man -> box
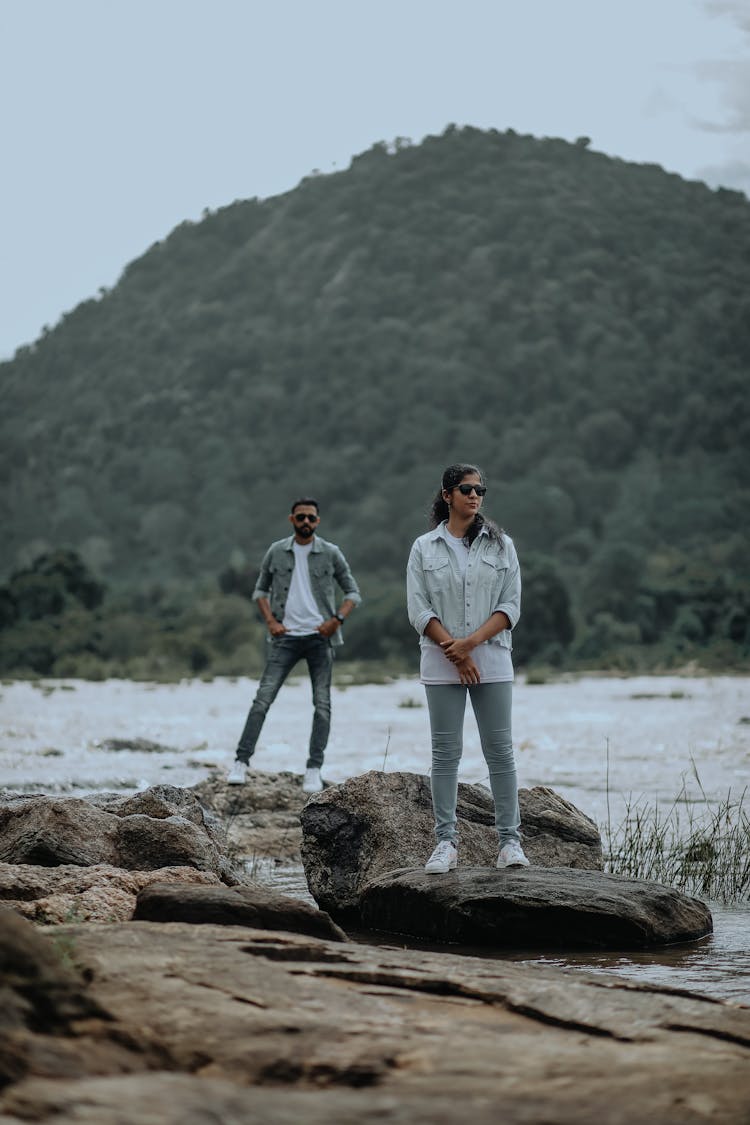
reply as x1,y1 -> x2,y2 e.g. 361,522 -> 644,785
228,497 -> 361,792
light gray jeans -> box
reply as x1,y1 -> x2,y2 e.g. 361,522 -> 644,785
424,682 -> 521,847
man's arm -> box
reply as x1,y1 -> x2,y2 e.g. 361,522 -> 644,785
252,547 -> 286,636
256,596 -> 287,636
317,597 -> 357,637
318,547 -> 361,637
331,546 -> 362,606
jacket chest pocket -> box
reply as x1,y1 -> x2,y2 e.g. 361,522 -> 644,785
480,556 -> 508,575
479,555 -> 508,589
309,559 -> 333,580
423,557 -> 450,593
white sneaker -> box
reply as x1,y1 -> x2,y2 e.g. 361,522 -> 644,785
497,841 -> 530,868
227,759 -> 249,786
302,767 -> 323,793
424,840 -> 458,874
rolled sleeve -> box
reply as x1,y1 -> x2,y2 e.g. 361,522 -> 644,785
492,542 -> 521,628
406,542 -> 438,635
251,548 -> 273,602
333,548 -> 362,607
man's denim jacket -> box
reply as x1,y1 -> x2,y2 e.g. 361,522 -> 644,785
406,523 -> 521,652
252,535 -> 362,648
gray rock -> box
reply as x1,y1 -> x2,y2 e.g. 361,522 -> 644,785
0,909 -> 162,1089
88,784 -> 226,839
93,737 -> 175,753
133,880 -> 347,942
192,768 -> 310,859
0,906 -> 104,1034
301,770 -> 602,917
359,866 -> 713,949
0,787 -> 237,882
0,861 -> 224,924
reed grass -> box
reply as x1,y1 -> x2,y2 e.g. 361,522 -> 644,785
604,768 -> 750,904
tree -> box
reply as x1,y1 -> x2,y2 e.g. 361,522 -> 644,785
512,554 -> 574,665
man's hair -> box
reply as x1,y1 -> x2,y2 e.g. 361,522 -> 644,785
290,497 -> 320,514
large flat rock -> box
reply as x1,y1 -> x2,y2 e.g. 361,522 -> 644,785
359,866 -> 713,949
301,770 -> 603,917
1,911 -> 748,1124
133,880 -> 347,941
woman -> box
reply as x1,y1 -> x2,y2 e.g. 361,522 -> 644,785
406,464 -> 528,873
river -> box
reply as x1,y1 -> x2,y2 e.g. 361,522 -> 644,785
1,673 -> 748,1004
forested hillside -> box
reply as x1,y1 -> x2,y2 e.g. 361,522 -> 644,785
2,125 -> 749,675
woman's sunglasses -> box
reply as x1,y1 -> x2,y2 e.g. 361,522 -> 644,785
455,483 -> 486,497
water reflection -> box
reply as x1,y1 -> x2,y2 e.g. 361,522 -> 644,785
514,904 -> 750,1005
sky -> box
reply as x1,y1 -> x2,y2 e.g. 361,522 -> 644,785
1,0 -> 748,361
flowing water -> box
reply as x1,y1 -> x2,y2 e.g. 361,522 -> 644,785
1,673 -> 748,1004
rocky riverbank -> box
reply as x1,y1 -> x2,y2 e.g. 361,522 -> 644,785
0,774 -> 746,1122
2,909 -> 750,1124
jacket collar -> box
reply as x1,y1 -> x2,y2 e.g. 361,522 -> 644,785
282,534 -> 321,552
427,520 -> 489,542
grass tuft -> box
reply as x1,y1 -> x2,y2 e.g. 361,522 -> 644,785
604,783 -> 750,903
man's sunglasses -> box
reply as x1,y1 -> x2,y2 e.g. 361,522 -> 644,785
293,513 -> 319,523
455,483 -> 487,497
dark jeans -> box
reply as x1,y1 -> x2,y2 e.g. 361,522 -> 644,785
236,634 -> 333,769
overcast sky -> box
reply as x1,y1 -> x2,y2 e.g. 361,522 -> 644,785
1,0 -> 748,360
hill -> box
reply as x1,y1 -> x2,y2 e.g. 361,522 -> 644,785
1,125 -> 749,674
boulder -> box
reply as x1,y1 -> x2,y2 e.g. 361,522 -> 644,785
0,908 -> 157,1089
133,881 -> 346,942
0,862 -> 223,924
359,866 -> 713,949
0,906 -> 105,1035
192,769 -> 310,859
300,770 -> 602,917
0,786 -> 237,883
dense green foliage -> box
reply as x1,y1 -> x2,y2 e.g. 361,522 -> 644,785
1,126 -> 748,675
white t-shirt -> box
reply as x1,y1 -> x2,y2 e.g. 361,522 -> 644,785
420,528 -> 514,685
444,526 -> 470,573
282,542 -> 325,635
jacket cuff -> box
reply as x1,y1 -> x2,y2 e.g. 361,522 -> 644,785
493,603 -> 518,629
414,610 -> 437,634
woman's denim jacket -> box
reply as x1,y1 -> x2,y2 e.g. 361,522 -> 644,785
406,523 -> 521,652
252,535 -> 361,648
